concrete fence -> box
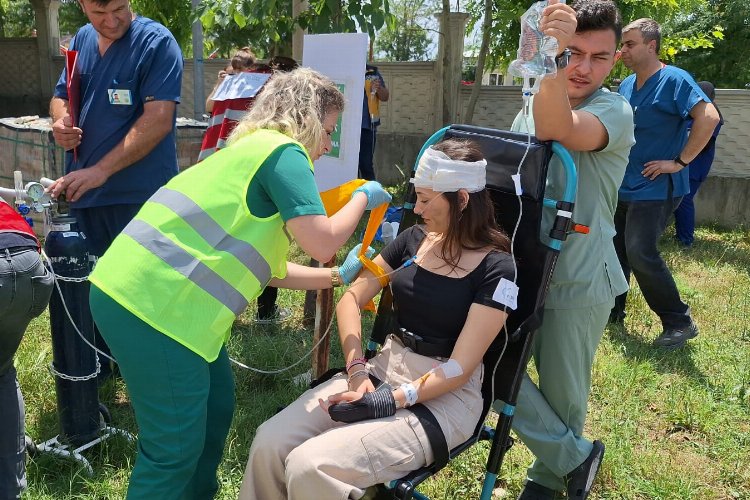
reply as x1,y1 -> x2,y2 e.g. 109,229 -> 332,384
1,31 -> 749,227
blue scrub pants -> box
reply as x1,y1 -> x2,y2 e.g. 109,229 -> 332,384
611,198 -> 692,329
73,204 -> 142,380
90,285 -> 235,500
358,128 -> 377,180
673,177 -> 703,247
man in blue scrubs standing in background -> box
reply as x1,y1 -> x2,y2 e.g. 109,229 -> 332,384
613,18 -> 720,349
48,0 -> 183,377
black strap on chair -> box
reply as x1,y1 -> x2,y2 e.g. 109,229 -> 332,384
406,403 -> 449,470
392,328 -> 454,359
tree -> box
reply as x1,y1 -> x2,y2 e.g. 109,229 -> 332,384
461,0 -> 728,121
672,1 -> 749,87
197,0 -> 394,59
0,0 -> 35,37
375,0 -> 435,61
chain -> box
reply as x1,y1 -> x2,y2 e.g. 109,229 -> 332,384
53,273 -> 90,283
48,352 -> 101,381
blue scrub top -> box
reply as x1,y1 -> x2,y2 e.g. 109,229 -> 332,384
618,65 -> 709,201
54,17 -> 183,209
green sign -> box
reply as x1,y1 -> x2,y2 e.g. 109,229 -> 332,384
326,83 -> 345,159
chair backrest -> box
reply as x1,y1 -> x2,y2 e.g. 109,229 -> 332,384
371,125 -> 563,408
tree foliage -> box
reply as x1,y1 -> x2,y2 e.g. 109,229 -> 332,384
672,1 -> 749,87
464,0 -> 728,84
197,0 -> 394,58
0,0 -> 34,37
374,0 -> 435,61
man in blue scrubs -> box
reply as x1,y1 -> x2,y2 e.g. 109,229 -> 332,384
612,18 -> 720,349
48,0 -> 183,376
358,64 -> 389,180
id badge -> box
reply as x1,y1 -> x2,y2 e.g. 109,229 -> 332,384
108,88 -> 133,105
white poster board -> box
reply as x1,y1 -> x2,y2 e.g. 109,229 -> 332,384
303,33 -> 368,192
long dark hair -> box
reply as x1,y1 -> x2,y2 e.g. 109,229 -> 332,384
428,139 -> 510,269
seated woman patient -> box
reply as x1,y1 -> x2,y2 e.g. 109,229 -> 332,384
240,138 -> 516,500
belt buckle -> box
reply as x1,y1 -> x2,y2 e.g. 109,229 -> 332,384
398,327 -> 422,352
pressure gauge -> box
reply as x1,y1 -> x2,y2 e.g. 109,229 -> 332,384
25,182 -> 46,202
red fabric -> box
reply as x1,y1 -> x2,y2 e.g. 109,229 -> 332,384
199,97 -> 255,160
0,203 -> 40,249
199,69 -> 273,162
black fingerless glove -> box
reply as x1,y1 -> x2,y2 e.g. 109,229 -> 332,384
328,389 -> 397,423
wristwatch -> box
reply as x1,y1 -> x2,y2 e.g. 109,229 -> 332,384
673,155 -> 689,168
556,49 -> 571,70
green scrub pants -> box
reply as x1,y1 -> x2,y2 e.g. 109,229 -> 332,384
503,301 -> 611,491
90,285 -> 235,500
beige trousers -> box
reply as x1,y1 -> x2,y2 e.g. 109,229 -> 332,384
239,335 -> 484,500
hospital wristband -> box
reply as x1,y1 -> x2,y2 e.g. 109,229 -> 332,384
399,383 -> 418,408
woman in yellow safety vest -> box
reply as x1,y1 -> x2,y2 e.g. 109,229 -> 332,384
88,68 -> 391,499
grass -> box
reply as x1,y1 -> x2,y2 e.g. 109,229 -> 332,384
15,223 -> 750,499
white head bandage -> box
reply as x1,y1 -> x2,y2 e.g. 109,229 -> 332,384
411,147 -> 487,193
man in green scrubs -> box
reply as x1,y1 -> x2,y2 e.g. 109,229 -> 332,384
500,1 -> 635,498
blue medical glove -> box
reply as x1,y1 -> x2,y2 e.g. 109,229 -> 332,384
352,181 -> 392,210
339,244 -> 376,285
328,388 -> 397,423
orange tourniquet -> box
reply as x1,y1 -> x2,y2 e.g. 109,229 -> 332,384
319,180 -> 391,311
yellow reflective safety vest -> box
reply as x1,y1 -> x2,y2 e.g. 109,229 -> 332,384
90,129 -> 313,361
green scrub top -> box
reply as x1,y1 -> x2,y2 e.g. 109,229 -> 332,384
511,88 -> 634,309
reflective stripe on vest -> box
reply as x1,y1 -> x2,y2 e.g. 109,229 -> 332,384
123,219 -> 250,315
148,188 -> 272,285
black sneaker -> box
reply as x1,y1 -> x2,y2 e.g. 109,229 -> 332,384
653,321 -> 698,349
517,481 -> 564,499
565,440 -> 605,499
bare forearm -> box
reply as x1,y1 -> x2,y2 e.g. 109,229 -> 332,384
50,97 -> 69,122
336,290 -> 366,366
269,262 -> 332,290
681,112 -> 720,162
287,193 -> 368,262
533,73 -> 572,141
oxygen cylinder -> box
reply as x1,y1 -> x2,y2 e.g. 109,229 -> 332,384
44,202 -> 101,446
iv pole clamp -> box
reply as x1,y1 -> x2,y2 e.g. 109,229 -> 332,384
1,171 -> 134,476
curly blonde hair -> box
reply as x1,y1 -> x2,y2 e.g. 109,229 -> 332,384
227,68 -> 344,155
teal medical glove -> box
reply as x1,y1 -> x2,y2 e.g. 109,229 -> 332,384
339,244 -> 376,285
352,181 -> 392,210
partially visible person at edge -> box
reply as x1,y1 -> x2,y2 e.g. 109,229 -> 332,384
0,199 -> 54,500
503,1 -> 635,498
673,81 -> 723,247
612,18 -> 720,349
358,63 -> 389,180
48,0 -> 183,381
241,138 -> 515,499
205,46 -> 256,114
87,68 -> 391,499
200,51 -> 301,323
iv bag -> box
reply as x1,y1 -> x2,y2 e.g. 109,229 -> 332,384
508,1 -> 559,80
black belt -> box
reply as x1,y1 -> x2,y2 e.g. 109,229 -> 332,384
393,328 -> 454,358
407,403 -> 449,470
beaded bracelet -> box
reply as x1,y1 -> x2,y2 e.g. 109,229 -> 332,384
345,356 -> 367,372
